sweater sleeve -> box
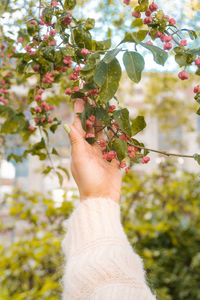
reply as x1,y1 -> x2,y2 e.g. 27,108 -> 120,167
62,197 -> 156,300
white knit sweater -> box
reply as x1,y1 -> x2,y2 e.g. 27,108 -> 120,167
62,197 -> 156,300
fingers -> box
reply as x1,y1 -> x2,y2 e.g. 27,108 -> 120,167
65,123 -> 85,150
73,99 -> 85,137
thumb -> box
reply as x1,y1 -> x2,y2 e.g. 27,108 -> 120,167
63,124 -> 85,149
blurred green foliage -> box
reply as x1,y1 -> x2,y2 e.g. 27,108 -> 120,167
0,161 -> 200,299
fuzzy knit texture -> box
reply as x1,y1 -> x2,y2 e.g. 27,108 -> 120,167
62,197 -> 156,300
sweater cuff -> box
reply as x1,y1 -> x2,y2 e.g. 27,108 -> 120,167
62,197 -> 128,257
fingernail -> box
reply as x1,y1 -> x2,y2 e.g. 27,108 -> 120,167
63,124 -> 71,134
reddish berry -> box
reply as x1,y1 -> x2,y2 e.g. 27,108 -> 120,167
89,115 -> 95,122
106,151 -> 117,160
113,121 -> 119,127
169,18 -> 176,25
125,167 -> 130,174
52,1 -> 58,7
1,45 -> 6,50
34,106 -> 42,113
156,31 -> 162,38
132,11 -> 141,18
69,73 -> 78,81
119,161 -> 127,168
164,35 -> 172,42
128,146 -> 135,153
178,70 -> 189,80
18,37 -> 23,43
180,40 -> 187,46
129,152 -> 136,159
164,42 -> 172,50
143,17 -> 152,24
86,119 -> 93,128
35,94 -> 42,102
193,85 -> 200,93
47,118 -> 53,123
28,125 -> 35,131
38,88 -> 44,95
74,66 -> 82,73
62,16 -> 72,25
195,58 -> 200,66
146,41 -> 153,45
81,48 -> 89,56
145,9 -> 152,17
142,156 -> 150,164
123,0 -> 130,4
149,3 -> 158,12
49,105 -> 54,110
108,105 -> 116,113
25,45 -> 32,52
74,86 -> 80,92
49,29 -> 56,37
86,133 -> 95,138
33,65 -> 40,72
100,140 -> 107,148
163,15 -> 170,20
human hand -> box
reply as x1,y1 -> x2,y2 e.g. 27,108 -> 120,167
64,99 -> 121,204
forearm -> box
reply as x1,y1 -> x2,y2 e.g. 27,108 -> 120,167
62,197 -> 156,299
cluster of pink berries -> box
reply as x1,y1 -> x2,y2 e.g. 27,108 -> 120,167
42,72 -> 55,84
194,85 -> 200,94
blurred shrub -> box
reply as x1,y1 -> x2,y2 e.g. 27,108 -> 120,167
0,161 -> 200,299
121,160 -> 200,300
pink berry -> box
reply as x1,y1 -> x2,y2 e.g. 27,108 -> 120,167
193,85 -> 200,93
178,70 -> 189,80
33,65 -> 40,72
49,29 -> 56,37
1,44 -> 6,50
74,66 -> 82,73
38,88 -> 44,95
128,146 -> 135,153
125,167 -> 130,174
156,31 -> 162,38
69,73 -> 78,81
28,125 -> 35,131
145,9 -> 152,17
146,41 -> 153,45
47,118 -> 53,123
195,58 -> 200,66
25,45 -> 32,52
34,106 -> 42,113
62,16 -> 72,25
52,1 -> 58,7
163,15 -> 170,20
123,0 -> 130,4
113,121 -> 119,127
100,140 -> 107,148
143,17 -> 152,24
149,3 -> 158,12
48,40 -> 56,46
18,37 -> 23,43
164,42 -> 172,50
81,48 -> 89,56
169,18 -> 176,25
30,20 -> 37,25
129,152 -> 136,159
164,35 -> 172,42
73,86 -> 80,92
35,94 -> 42,102
108,105 -> 116,113
65,88 -> 72,95
86,119 -> 93,128
142,156 -> 150,164
180,40 -> 187,46
132,11 -> 141,18
107,151 -> 117,160
86,133 -> 95,138
119,161 -> 127,168
49,105 -> 54,110
89,115 -> 95,122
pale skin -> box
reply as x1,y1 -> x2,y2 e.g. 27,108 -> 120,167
66,99 -> 121,204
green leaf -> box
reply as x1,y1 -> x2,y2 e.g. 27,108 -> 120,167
57,166 -> 70,180
52,148 -> 59,156
131,116 -> 146,136
84,18 -> 95,30
133,30 -> 148,42
131,19 -> 144,28
64,0 -> 76,10
140,42 -> 168,66
43,166 -> 52,175
188,48 -> 200,56
181,29 -> 197,40
120,32 -> 137,44
56,172 -> 63,186
112,138 -> 127,162
94,60 -> 107,86
74,27 -> 92,50
60,46 -> 75,56
175,53 -> 195,67
197,107 -> 200,115
42,7 -> 53,24
113,108 -> 132,136
43,46 -> 55,62
96,59 -> 122,103
193,153 -> 200,165
95,39 -> 111,51
123,51 -> 145,83
103,48 -> 121,64
94,107 -> 110,126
